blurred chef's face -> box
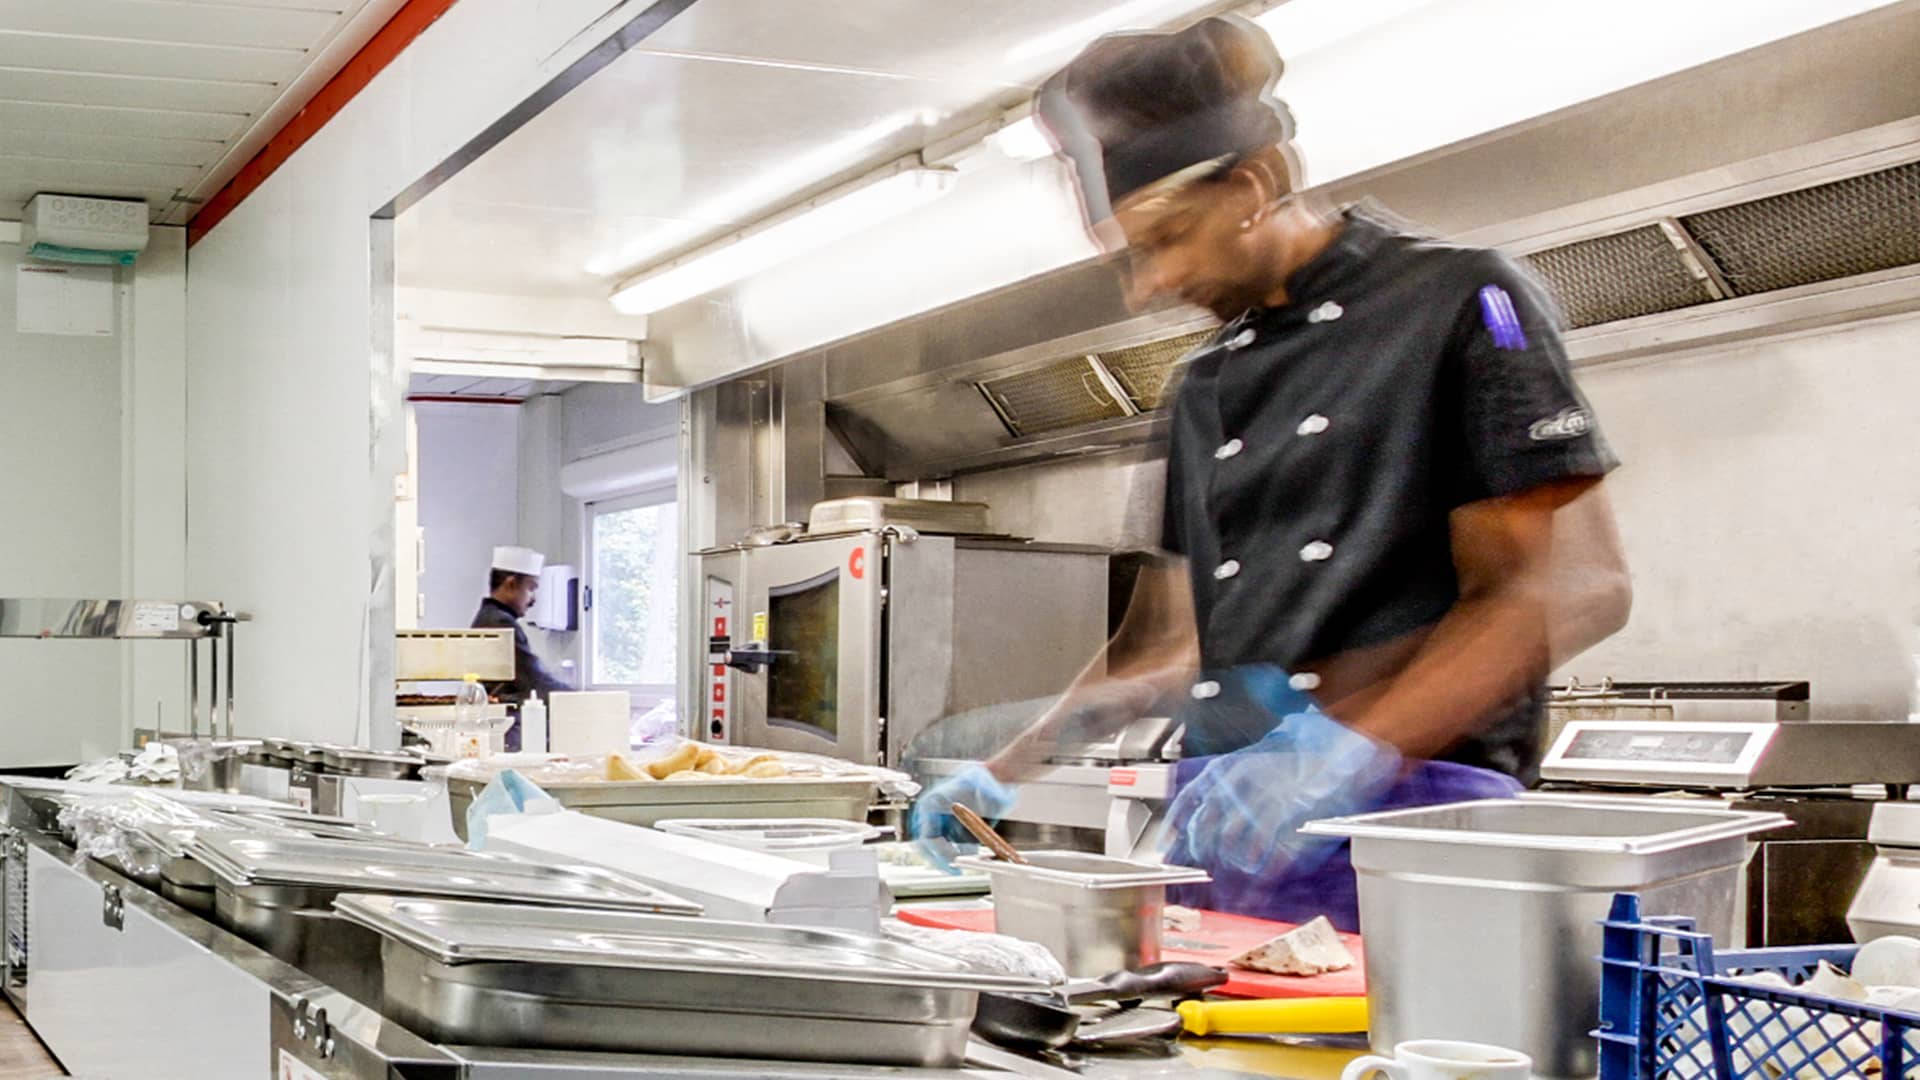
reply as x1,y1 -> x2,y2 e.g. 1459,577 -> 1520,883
1114,171 -> 1277,320
503,575 -> 539,617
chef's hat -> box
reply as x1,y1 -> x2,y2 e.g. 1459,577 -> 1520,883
491,545 -> 545,577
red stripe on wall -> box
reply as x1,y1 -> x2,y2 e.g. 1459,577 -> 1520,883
187,0 -> 462,247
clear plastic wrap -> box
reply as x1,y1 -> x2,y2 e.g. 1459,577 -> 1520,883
56,792 -> 219,879
881,920 -> 1067,985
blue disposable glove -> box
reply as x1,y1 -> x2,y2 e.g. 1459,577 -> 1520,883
1165,707 -> 1401,878
909,763 -> 1017,872
465,768 -> 553,850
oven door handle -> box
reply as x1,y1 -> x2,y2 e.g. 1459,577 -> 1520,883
718,644 -> 791,674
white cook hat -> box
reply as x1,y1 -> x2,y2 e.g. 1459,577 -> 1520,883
491,545 -> 545,576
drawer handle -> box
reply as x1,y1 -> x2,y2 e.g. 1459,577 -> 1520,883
101,884 -> 124,931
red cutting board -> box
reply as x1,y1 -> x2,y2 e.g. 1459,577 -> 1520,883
894,905 -> 1365,1000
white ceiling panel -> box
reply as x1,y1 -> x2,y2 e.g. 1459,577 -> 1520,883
0,129 -> 222,168
0,99 -> 246,141
0,65 -> 270,115
0,161 -> 185,209
0,32 -> 297,83
0,0 -> 399,223
0,0 -> 343,51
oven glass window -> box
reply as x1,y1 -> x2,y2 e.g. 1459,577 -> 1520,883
767,568 -> 840,738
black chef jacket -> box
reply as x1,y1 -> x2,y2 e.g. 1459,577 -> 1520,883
1160,205 -> 1618,780
470,597 -> 572,704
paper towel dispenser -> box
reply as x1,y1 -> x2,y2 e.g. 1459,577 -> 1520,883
533,564 -> 579,631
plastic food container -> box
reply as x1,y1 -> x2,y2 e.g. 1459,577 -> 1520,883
654,818 -> 882,866
1303,797 -> 1788,1079
958,851 -> 1209,977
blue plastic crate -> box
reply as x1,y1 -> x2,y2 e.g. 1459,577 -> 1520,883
1597,893 -> 1920,1079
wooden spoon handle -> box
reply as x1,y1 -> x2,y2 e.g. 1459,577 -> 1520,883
951,802 -> 1028,865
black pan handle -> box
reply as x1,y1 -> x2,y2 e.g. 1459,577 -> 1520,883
1067,961 -> 1229,1004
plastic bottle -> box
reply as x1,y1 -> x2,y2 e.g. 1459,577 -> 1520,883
520,692 -> 548,755
453,673 -> 490,760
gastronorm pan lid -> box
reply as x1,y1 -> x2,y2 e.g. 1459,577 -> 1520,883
333,893 -> 1046,992
189,833 -> 701,914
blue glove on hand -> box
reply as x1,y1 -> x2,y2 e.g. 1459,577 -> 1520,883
909,763 -> 1016,872
1165,707 -> 1401,878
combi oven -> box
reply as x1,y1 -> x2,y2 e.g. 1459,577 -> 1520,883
696,530 -> 1109,768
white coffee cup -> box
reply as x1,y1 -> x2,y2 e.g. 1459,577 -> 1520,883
1342,1039 -> 1533,1080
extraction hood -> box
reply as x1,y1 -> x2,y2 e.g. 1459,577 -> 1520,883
779,2 -> 1920,481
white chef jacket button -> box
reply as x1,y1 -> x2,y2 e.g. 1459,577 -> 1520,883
1297,414 -> 1330,436
1227,328 -> 1257,350
1213,559 -> 1241,580
1214,438 -> 1244,460
1191,680 -> 1222,701
1289,672 -> 1322,692
1299,541 -> 1334,562
1307,301 -> 1344,323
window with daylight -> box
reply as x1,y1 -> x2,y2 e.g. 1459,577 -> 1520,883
587,490 -> 678,706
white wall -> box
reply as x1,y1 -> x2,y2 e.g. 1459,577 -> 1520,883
414,402 -> 520,629
0,232 -> 187,765
184,0 -> 670,743
1569,312 -> 1920,721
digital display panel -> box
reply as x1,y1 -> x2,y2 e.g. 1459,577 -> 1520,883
1560,727 -> 1753,765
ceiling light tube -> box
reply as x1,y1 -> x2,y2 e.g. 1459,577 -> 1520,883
609,164 -> 957,315
988,115 -> 1056,162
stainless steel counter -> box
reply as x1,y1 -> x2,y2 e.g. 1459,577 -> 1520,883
0,778 -> 1326,1079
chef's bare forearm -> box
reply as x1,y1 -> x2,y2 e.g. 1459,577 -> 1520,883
1341,478 -> 1628,758
1335,586 -> 1553,758
984,655 -> 1196,781
985,561 -> 1200,781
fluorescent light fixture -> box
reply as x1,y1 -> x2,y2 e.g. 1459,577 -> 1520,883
1005,0 -> 1179,65
1252,0 -> 1446,59
585,110 -> 930,278
988,116 -> 1055,162
609,166 -> 956,315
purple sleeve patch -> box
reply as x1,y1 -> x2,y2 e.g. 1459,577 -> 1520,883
1477,284 -> 1529,351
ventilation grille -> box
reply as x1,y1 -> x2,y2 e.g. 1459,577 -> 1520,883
1523,225 -> 1716,329
1524,159 -> 1920,330
1100,329 -> 1213,411
970,162 -> 1917,442
1679,161 -> 1920,295
978,358 -> 1127,438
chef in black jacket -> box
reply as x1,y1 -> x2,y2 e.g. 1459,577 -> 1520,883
912,16 -> 1632,926
471,545 -> 572,749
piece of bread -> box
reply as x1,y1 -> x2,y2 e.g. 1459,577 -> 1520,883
726,753 -> 779,775
743,761 -> 788,779
645,742 -> 700,779
1230,915 -> 1355,976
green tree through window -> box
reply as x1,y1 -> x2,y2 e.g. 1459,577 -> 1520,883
591,500 -> 678,687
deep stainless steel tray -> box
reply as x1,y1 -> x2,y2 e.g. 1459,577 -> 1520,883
958,851 -> 1210,890
193,833 -> 700,1007
444,773 -> 875,836
334,894 -> 1045,1066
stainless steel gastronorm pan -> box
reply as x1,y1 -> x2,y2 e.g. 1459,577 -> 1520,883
334,894 -> 1046,1067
